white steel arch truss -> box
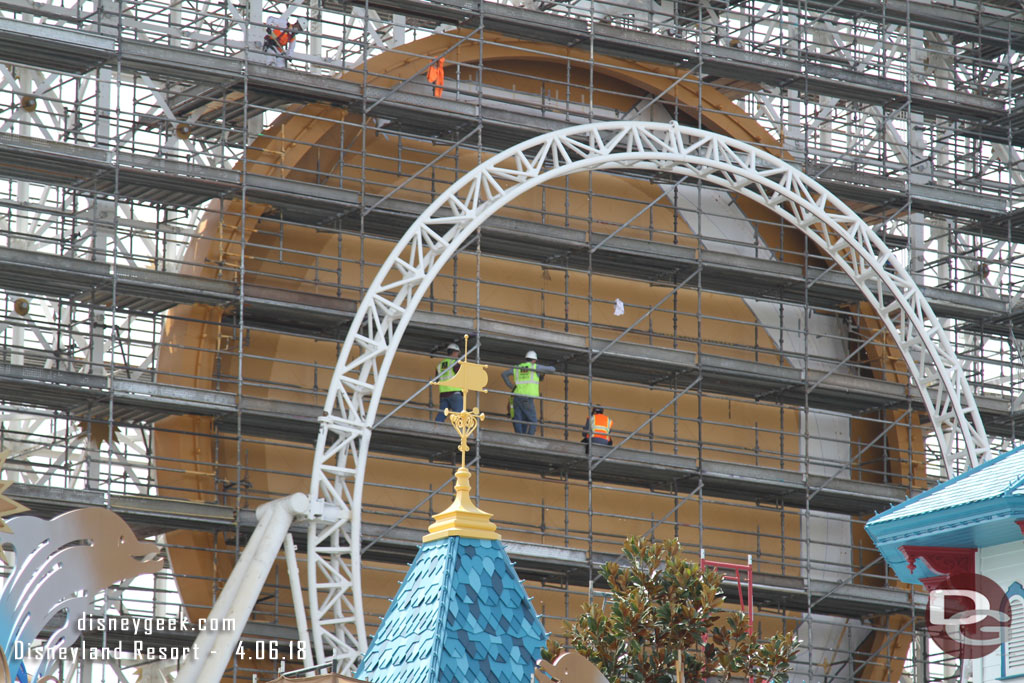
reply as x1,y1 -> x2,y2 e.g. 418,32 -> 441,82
308,120 -> 991,670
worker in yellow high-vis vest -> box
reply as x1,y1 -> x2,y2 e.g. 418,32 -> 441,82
434,342 -> 463,421
501,350 -> 556,435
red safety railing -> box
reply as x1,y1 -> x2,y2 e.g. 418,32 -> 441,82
700,550 -> 755,683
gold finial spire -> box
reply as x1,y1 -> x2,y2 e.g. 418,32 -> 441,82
422,466 -> 499,542
424,336 -> 500,542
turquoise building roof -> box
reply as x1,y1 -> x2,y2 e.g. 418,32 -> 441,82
355,535 -> 547,683
865,445 -> 1024,584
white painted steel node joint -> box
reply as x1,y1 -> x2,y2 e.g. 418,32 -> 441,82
308,120 -> 991,673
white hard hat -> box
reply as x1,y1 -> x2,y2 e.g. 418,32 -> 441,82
525,350 -> 538,360
446,343 -> 460,353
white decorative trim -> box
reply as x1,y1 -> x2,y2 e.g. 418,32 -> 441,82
308,121 -> 990,671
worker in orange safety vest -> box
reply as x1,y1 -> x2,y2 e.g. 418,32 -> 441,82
582,406 -> 613,446
263,17 -> 302,67
426,57 -> 445,97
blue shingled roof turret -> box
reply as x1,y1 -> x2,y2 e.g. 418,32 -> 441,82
355,536 -> 547,683
867,445 -> 1024,526
866,445 -> 1024,585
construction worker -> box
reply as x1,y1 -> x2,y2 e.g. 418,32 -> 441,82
434,342 -> 463,421
263,16 -> 302,67
426,56 -> 445,97
582,406 -> 612,446
501,350 -> 555,436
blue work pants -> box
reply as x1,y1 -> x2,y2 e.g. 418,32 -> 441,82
512,395 -> 537,435
436,392 -> 464,421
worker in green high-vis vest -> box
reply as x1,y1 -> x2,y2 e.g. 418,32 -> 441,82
501,350 -> 556,435
434,342 -> 463,421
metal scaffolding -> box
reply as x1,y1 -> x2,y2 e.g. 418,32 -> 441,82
1,0 -> 1023,680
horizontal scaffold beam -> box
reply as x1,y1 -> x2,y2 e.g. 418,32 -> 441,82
0,295 -> 1013,426
678,0 -> 1024,55
0,127 -> 1010,239
0,130 -> 1002,236
798,0 -> 1024,52
0,353 -> 1019,496
961,205 -> 1024,245
0,21 -> 1011,223
1,247 -> 1020,431
341,0 -> 1006,123
0,364 -> 902,516
1,10 -> 1007,125
7,482 -> 925,617
0,240 -> 1012,331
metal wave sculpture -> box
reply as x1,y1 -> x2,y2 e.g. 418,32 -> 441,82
0,508 -> 163,682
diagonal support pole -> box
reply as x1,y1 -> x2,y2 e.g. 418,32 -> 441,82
177,493 -> 309,683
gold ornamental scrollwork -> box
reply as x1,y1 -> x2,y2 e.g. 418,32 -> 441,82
431,334 -> 489,468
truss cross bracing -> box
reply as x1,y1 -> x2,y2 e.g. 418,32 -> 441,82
2,0 -> 1024,680
312,120 -> 990,667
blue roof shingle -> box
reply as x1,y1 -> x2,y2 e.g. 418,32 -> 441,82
866,446 -> 1024,584
356,536 -> 546,683
868,445 -> 1024,525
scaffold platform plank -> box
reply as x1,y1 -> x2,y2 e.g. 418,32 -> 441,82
1,243 -> 1009,333
0,313 -> 964,423
0,131 -> 1011,251
348,0 -> 1004,121
1,247 -> 1020,432
3,9 -> 1005,125
6,482 -> 925,617
0,23 -> 1011,224
0,366 -> 906,516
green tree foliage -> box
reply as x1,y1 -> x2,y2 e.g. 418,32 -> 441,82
546,537 -> 799,682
